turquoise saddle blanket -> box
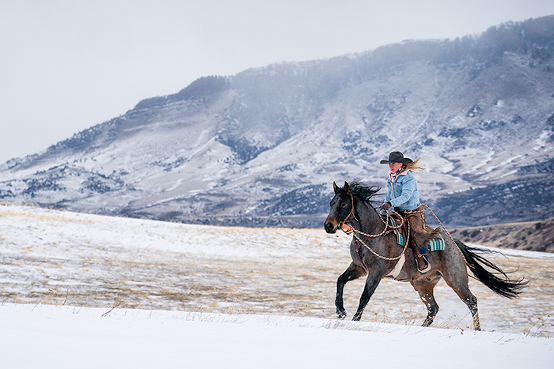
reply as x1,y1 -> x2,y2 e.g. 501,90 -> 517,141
426,235 -> 445,251
396,232 -> 445,251
389,216 -> 445,252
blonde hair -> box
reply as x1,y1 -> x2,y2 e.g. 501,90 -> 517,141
403,157 -> 425,172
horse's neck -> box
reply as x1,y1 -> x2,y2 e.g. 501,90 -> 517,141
354,198 -> 385,234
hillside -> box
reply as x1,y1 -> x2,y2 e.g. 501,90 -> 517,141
0,16 -> 553,228
451,217 -> 554,252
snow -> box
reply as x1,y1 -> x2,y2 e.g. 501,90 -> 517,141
535,130 -> 551,151
2,304 -> 553,369
1,203 -> 553,368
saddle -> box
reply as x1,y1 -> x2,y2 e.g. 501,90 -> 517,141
382,212 -> 445,252
383,214 -> 409,247
382,212 -> 445,281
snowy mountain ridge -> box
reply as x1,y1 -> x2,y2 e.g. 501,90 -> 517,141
1,16 -> 554,227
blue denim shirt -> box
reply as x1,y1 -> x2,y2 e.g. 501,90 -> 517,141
383,171 -> 421,213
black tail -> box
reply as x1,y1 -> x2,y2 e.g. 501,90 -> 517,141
456,240 -> 527,299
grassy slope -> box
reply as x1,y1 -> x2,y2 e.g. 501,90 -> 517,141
450,217 -> 554,253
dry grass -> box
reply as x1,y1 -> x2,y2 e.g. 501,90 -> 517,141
0,203 -> 552,337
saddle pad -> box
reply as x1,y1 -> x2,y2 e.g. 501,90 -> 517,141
427,235 -> 445,252
396,231 -> 404,247
386,216 -> 404,246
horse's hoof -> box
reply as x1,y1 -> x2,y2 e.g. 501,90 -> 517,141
337,309 -> 347,319
352,313 -> 362,321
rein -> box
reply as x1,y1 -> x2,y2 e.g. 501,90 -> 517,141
340,193 -> 409,261
340,197 -> 469,267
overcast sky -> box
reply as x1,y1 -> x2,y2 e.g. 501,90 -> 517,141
1,0 -> 554,164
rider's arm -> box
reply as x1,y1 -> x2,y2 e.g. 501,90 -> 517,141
389,175 -> 416,208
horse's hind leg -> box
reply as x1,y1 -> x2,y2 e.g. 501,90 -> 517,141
457,292 -> 480,330
336,262 -> 367,319
442,274 -> 481,330
415,280 -> 440,327
468,295 -> 480,330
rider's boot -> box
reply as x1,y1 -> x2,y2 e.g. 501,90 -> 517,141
416,244 -> 431,273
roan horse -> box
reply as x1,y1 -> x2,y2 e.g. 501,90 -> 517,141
324,181 -> 527,330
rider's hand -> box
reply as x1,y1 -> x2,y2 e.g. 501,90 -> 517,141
379,202 -> 392,212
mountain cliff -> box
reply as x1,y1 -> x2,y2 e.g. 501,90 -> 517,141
1,16 -> 554,228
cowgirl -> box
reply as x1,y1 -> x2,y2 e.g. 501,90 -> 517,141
378,151 -> 433,273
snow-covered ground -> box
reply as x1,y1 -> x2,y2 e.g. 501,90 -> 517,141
2,303 -> 553,369
1,203 -> 553,368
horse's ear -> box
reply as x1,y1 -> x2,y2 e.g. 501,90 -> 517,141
344,181 -> 351,194
333,181 -> 338,193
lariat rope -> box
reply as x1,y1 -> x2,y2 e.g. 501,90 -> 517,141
351,218 -> 410,261
340,196 -> 468,266
340,193 -> 409,261
421,204 -> 469,266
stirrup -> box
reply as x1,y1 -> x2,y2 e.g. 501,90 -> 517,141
417,253 -> 431,273
417,245 -> 431,273
418,260 -> 431,274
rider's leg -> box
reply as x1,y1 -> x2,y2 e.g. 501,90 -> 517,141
407,210 -> 433,273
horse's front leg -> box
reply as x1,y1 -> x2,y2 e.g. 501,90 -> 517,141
352,274 -> 381,321
336,262 -> 367,319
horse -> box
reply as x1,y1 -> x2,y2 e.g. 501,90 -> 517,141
324,181 -> 527,330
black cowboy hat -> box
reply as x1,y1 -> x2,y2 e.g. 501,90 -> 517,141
380,151 -> 413,164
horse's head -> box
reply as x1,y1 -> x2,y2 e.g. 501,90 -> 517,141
324,181 -> 354,234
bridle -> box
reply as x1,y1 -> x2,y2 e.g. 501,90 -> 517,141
339,191 -> 409,261
339,191 -> 359,233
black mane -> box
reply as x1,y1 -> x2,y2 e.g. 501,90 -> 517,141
348,182 -> 381,205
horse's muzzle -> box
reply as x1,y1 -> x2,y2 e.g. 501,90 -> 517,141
324,219 -> 338,234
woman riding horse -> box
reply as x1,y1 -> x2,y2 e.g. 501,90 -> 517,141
325,180 -> 526,327
378,151 -> 436,273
